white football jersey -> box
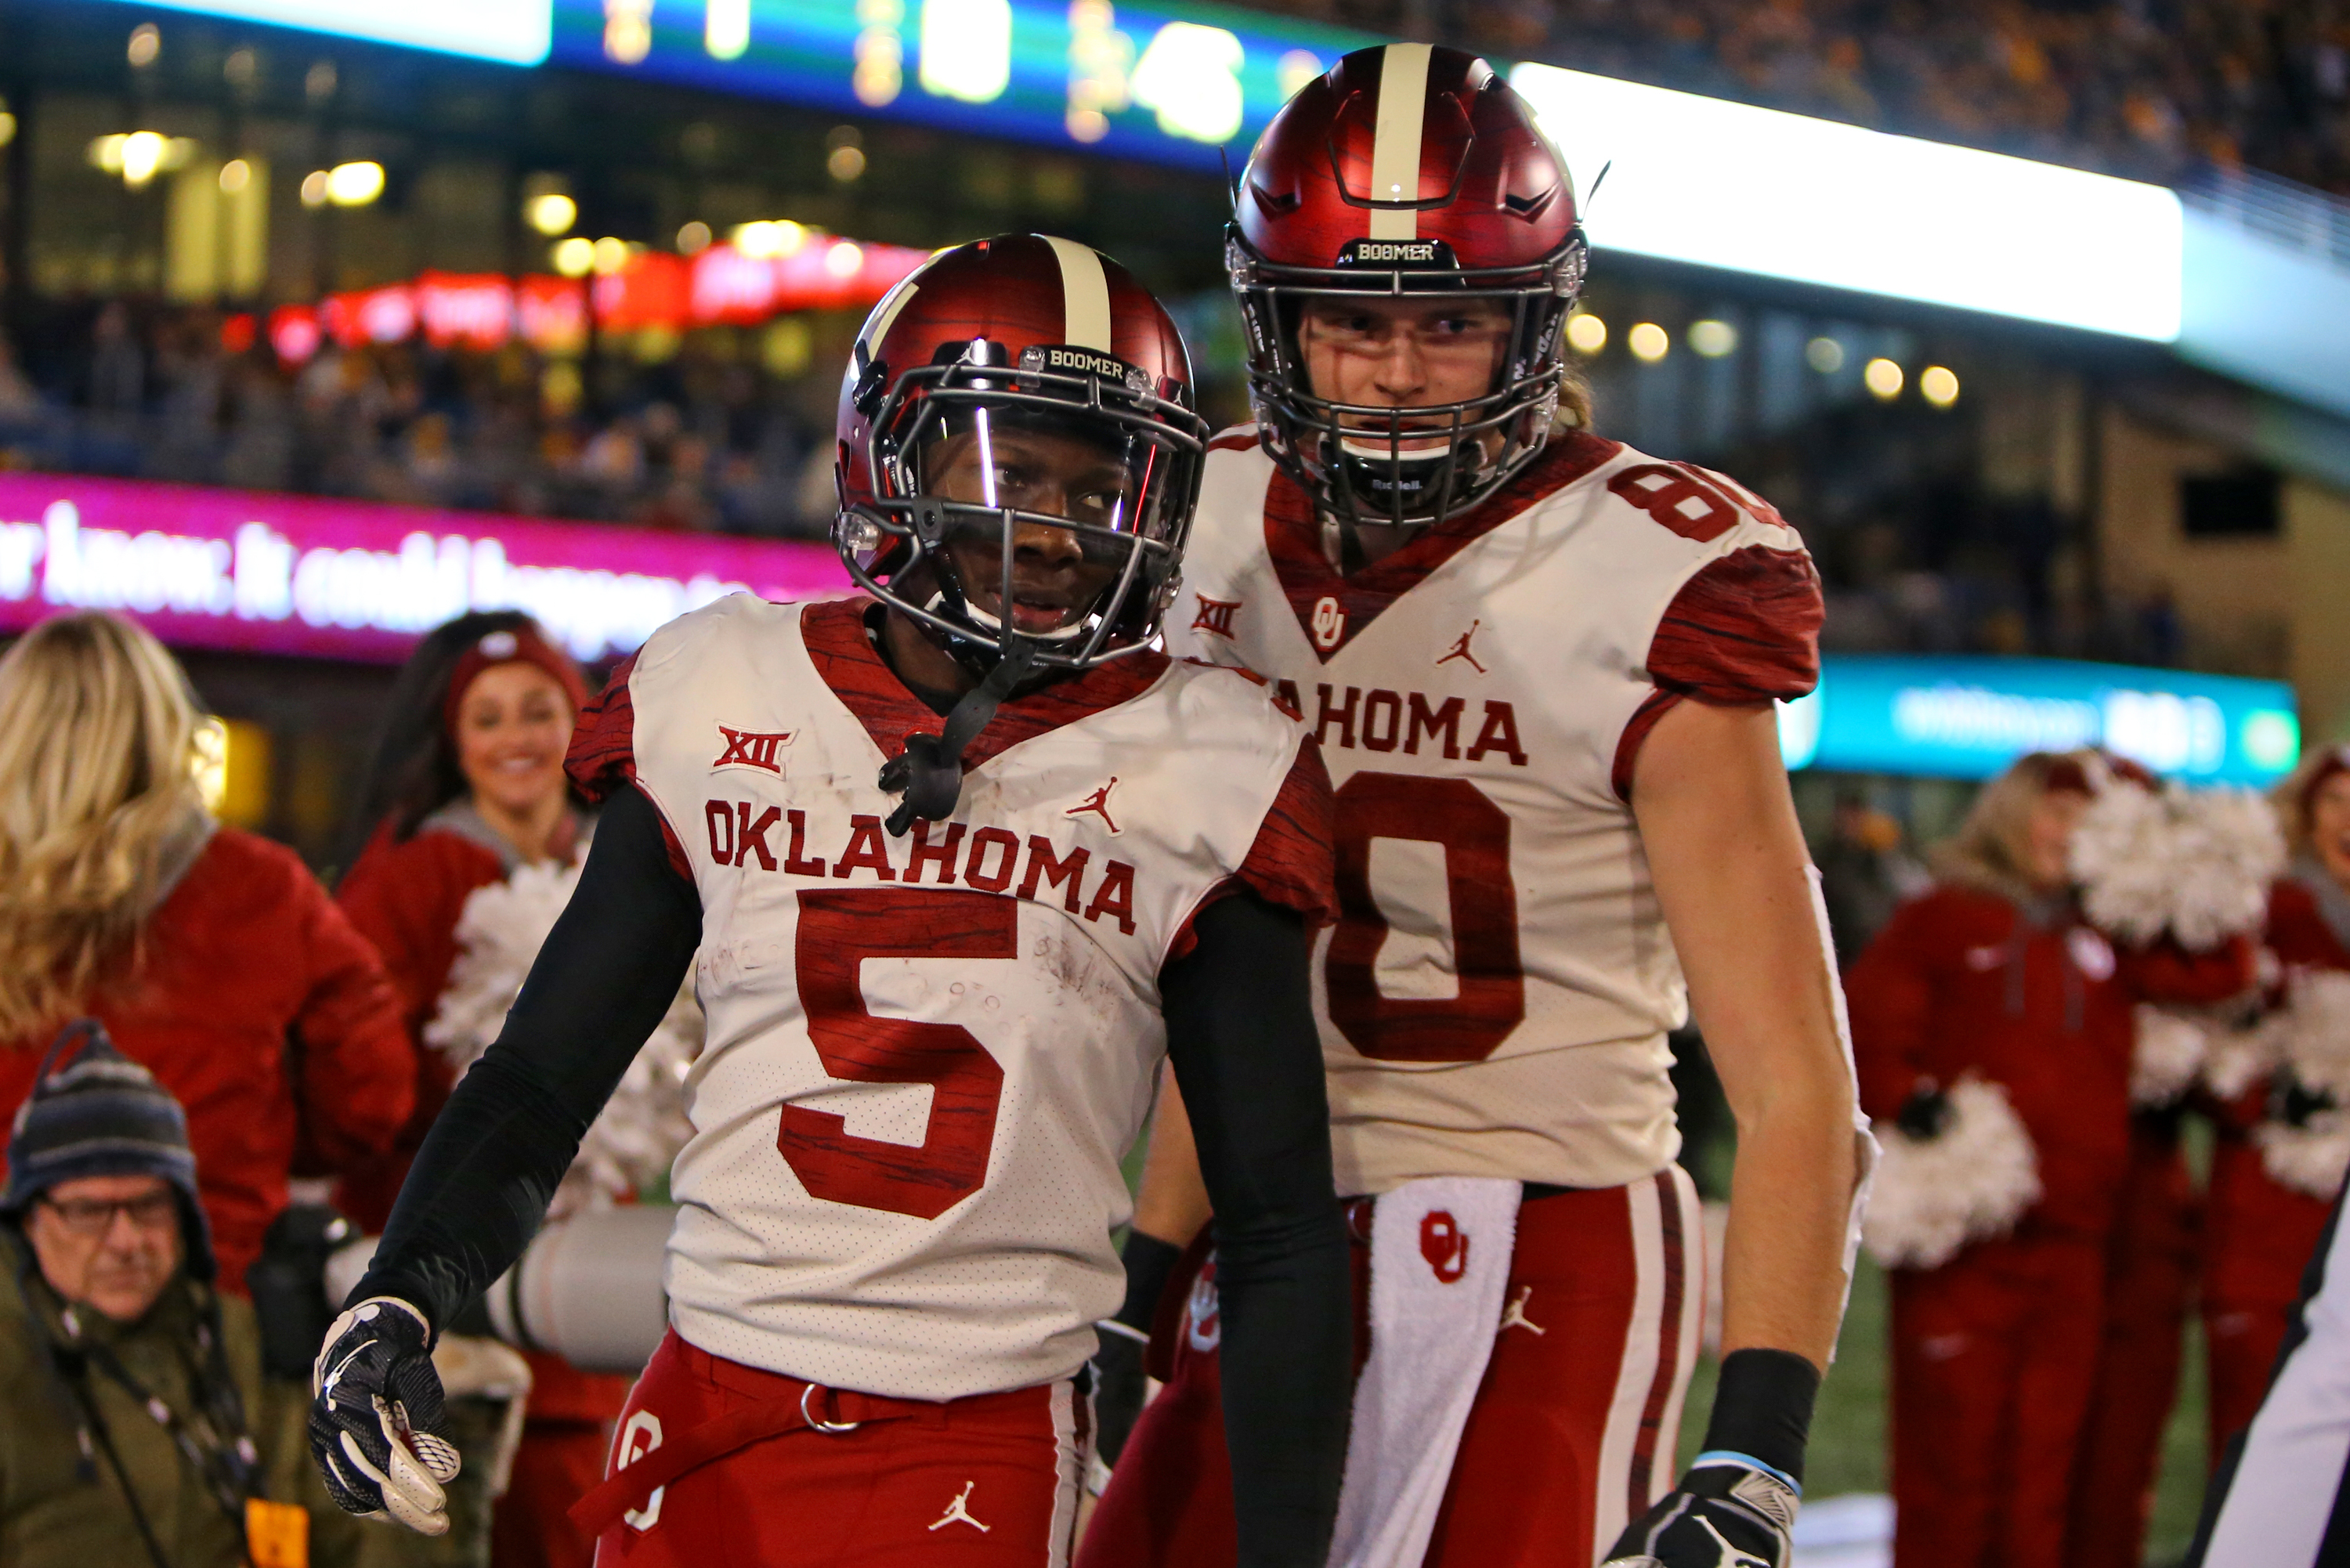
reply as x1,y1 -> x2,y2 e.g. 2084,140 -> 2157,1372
574,594 -> 1329,1399
1166,429 -> 1822,1196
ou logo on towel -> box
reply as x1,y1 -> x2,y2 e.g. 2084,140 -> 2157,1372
1420,1211 -> 1470,1284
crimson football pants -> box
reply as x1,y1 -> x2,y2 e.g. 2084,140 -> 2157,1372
1889,1231 -> 2106,1568
2065,1123 -> 2198,1568
588,1331 -> 1088,1566
2204,1138 -> 2335,1451
1078,1169 -> 1703,1568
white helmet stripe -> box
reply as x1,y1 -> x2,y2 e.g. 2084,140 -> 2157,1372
859,276 -> 921,357
1368,42 -> 1433,241
1042,236 -> 1114,351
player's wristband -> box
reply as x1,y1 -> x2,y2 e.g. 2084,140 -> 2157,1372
1698,1348 -> 1820,1486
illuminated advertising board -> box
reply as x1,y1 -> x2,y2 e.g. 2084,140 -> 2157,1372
1778,655 -> 2301,786
111,0 -> 552,63
0,473 -> 847,664
546,0 -> 1376,175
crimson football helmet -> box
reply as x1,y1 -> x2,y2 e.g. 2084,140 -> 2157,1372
1229,44 -> 1586,529
833,233 -> 1209,673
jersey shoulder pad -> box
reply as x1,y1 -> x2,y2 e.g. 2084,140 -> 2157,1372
1588,443 -> 1803,553
565,592 -> 795,798
1206,422 -> 1264,454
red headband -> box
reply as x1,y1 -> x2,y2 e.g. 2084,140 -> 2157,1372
442,625 -> 589,738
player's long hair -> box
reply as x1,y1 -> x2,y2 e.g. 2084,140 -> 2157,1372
334,609 -> 584,873
1930,750 -> 2093,901
0,612 -> 212,1041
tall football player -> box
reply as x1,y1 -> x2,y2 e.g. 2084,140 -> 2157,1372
305,236 -> 1354,1567
1080,48 -> 1867,1568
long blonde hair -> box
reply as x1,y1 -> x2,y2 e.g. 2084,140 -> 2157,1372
1930,750 -> 2094,901
0,612 -> 210,1039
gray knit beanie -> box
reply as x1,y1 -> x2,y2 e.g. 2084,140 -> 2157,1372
1,1020 -> 213,1280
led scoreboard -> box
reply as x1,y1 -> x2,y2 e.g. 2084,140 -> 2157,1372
546,0 -> 1378,175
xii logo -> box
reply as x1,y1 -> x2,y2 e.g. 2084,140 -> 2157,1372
1189,595 -> 1240,639
713,725 -> 793,775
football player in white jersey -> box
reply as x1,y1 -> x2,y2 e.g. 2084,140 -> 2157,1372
304,236 -> 1354,1567
1080,48 -> 1869,1568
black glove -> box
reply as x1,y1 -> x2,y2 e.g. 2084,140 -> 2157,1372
1895,1081 -> 1953,1139
309,1296 -> 462,1534
1092,1230 -> 1184,1472
1603,1458 -> 1799,1567
1607,1347 -> 1819,1567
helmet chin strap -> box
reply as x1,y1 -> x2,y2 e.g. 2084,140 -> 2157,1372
878,636 -> 1043,837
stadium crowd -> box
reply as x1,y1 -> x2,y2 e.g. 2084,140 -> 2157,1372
1301,0 -> 2350,194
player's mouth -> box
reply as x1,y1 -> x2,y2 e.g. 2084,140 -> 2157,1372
967,583 -> 1090,636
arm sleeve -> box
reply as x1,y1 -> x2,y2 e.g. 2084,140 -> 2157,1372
352,785 -> 702,1328
1162,892 -> 1350,1568
1843,900 -> 1937,1122
287,877 -> 420,1169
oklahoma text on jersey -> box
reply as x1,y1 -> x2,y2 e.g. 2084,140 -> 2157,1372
566,593 -> 1331,1401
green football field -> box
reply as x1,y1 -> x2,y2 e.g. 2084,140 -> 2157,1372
1676,1255 -> 2217,1566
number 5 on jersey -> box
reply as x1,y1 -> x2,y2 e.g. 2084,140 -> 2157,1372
780,888 -> 1014,1219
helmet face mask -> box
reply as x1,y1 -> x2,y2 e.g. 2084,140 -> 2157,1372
1229,45 -> 1587,530
833,237 -> 1209,674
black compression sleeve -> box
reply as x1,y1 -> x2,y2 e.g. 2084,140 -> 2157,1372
1163,894 -> 1350,1568
352,786 -> 702,1328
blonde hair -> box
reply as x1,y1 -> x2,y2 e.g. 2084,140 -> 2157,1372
2273,742 -> 2350,859
0,613 -> 210,1039
1930,750 -> 2093,898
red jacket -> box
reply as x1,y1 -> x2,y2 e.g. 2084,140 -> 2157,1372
1848,882 -> 2251,1241
332,818 -> 510,1234
0,828 -> 415,1293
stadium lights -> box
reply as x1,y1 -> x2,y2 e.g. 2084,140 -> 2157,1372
320,161 -> 385,206
1921,366 -> 1961,406
1688,320 -> 1737,357
1566,313 -> 1607,354
824,240 -> 866,278
526,193 -> 577,236
1509,62 -> 2183,341
1864,358 -> 1904,399
89,132 -> 197,189
590,237 -> 635,275
219,158 -> 252,193
1627,322 -> 1669,361
1806,337 -> 1846,374
919,0 -> 1013,104
112,0 -> 550,65
128,23 -> 161,67
677,221 -> 713,255
733,220 -> 810,259
551,237 -> 595,277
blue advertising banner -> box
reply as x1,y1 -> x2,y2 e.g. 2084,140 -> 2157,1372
1780,655 -> 2301,786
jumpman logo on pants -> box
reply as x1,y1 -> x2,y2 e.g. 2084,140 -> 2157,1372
928,1481 -> 990,1533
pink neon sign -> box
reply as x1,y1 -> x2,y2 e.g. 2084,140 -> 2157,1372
0,472 -> 851,664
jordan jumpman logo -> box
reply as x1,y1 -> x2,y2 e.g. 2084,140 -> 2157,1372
927,1481 -> 990,1533
1499,1284 -> 1545,1335
1435,619 -> 1488,674
1064,777 -> 1121,834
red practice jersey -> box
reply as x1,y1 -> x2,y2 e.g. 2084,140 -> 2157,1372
1165,428 -> 1822,1195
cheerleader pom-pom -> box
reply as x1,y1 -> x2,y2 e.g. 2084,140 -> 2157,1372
2204,1014 -> 2287,1101
2282,970 -> 2350,1104
2255,1111 -> 2350,1201
2071,781 -> 2284,952
1863,1078 -> 2042,1270
428,862 -> 705,1218
2131,1006 -> 2207,1108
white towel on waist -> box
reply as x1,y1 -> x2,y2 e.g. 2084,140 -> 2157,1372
1329,1176 -> 1522,1568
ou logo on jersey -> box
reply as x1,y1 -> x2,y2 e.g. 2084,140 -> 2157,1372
1420,1209 -> 1469,1284
616,1411 -> 664,1530
1186,1263 -> 1223,1352
1311,595 -> 1347,651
